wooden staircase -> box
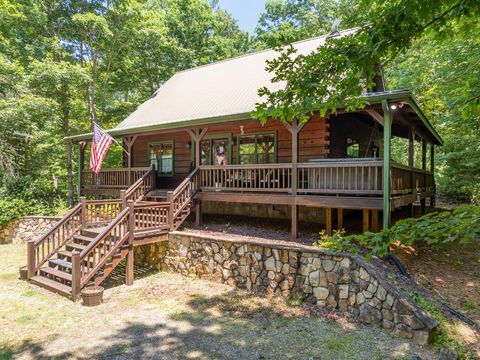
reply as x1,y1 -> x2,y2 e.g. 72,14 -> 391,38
26,168 -> 200,300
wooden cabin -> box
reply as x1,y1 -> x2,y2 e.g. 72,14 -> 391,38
28,29 -> 443,299
69,29 -> 443,239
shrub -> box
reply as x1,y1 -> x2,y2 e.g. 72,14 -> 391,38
0,198 -> 31,226
315,205 -> 480,259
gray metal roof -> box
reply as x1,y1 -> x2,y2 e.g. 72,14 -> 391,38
112,28 -> 358,133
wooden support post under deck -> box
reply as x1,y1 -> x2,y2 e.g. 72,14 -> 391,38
382,99 -> 392,229
291,204 -> 298,240
363,209 -> 370,233
78,141 -> 86,197
371,210 -> 379,233
337,208 -> 343,230
325,208 -> 332,236
126,200 -> 135,286
195,200 -> 202,226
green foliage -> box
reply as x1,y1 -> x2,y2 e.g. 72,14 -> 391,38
317,205 -> 480,259
408,292 -> 474,358
0,0 -> 251,213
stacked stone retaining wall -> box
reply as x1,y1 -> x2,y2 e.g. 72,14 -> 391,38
160,231 -> 439,344
0,216 -> 61,244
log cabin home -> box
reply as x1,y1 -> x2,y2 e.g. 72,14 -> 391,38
26,28 -> 443,299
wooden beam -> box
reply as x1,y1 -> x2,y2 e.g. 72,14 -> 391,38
430,144 -> 435,208
365,109 -> 384,127
187,128 -> 208,167
382,99 -> 392,229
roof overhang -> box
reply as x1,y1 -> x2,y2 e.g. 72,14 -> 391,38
66,89 -> 443,146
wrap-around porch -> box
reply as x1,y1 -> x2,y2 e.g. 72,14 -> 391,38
75,96 -> 441,239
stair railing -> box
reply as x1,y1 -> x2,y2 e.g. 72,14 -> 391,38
166,167 -> 200,230
121,167 -> 156,206
27,203 -> 82,279
71,200 -> 134,298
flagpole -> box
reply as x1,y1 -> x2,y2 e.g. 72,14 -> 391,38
93,121 -> 130,156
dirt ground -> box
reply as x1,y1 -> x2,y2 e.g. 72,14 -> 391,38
181,213 -> 480,358
0,243 -> 440,360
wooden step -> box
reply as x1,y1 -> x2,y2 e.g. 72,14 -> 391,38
49,258 -> 72,270
81,227 -> 105,238
30,275 -> 72,297
66,242 -> 87,251
73,234 -> 95,244
39,267 -> 72,282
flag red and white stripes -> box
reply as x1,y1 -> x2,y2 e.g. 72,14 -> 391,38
90,122 -> 113,174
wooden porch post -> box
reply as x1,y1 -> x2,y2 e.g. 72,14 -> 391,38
382,99 -> 392,229
124,136 -> 137,186
283,119 -> 307,240
78,141 -> 86,197
430,144 -> 435,207
71,252 -> 81,301
408,129 -> 415,216
421,139 -> 427,214
337,208 -> 343,230
325,208 -> 332,236
187,128 -> 208,225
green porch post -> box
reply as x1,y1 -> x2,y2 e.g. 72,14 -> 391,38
382,99 -> 391,229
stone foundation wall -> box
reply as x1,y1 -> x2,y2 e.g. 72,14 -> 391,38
134,242 -> 169,271
0,216 -> 62,244
203,201 -> 329,224
163,232 -> 439,344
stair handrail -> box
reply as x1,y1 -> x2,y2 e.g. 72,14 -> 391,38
122,168 -> 156,205
167,167 -> 200,228
71,202 -> 134,298
27,203 -> 82,279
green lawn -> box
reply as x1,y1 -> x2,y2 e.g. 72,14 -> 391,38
0,243 -> 438,360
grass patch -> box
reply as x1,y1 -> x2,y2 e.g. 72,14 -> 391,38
409,292 -> 476,359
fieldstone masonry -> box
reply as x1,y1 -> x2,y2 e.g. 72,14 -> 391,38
0,216 -> 61,244
163,231 -> 439,345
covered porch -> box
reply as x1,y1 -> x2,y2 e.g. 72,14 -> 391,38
73,92 -> 442,239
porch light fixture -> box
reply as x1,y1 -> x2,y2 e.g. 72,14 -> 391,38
390,104 -> 398,110
186,141 -> 191,149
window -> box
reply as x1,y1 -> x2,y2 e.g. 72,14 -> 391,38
238,132 -> 276,164
148,142 -> 174,175
346,138 -> 359,158
201,137 -> 229,165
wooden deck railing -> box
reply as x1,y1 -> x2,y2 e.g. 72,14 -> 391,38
297,160 -> 383,194
199,164 -> 292,192
81,198 -> 122,226
27,203 -> 82,278
199,160 -> 434,197
133,202 -> 170,232
123,168 -> 156,204
81,167 -> 151,189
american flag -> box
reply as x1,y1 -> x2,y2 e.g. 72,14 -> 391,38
90,122 -> 114,174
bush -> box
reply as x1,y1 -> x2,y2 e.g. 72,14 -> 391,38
0,198 -> 32,226
315,205 -> 480,259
